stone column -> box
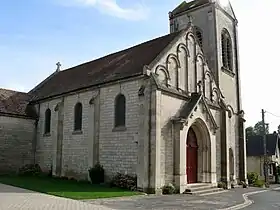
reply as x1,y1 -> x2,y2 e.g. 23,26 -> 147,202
54,100 -> 64,177
149,89 -> 162,194
88,92 -> 100,171
137,86 -> 150,192
238,116 -> 247,183
220,110 -> 230,187
210,134 -> 217,184
174,123 -> 187,193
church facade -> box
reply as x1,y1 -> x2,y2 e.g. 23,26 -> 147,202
0,0 -> 247,193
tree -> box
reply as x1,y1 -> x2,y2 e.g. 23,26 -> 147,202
245,126 -> 255,139
245,121 -> 269,139
253,121 -> 269,135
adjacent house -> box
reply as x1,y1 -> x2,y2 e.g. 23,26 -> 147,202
247,133 -> 280,181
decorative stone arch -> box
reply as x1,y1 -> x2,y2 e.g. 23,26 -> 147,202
186,118 -> 213,183
204,72 -> 213,100
227,105 -> 235,118
166,53 -> 180,89
155,65 -> 170,85
176,43 -> 190,58
204,70 -> 214,82
186,32 -> 196,43
166,53 -> 181,68
211,88 -> 220,103
195,53 -> 206,63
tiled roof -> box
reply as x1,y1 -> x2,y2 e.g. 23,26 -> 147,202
172,0 -> 210,15
247,134 -> 278,156
0,88 -> 34,117
30,32 -> 181,102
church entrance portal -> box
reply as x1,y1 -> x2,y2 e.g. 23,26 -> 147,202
186,128 -> 198,183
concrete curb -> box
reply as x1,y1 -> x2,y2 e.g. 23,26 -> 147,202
219,189 -> 268,210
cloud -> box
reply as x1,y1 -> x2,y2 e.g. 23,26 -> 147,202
59,0 -> 150,21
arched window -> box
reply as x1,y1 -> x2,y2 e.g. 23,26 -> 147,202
115,94 -> 126,127
74,102 -> 83,131
194,26 -> 203,48
221,29 -> 233,71
44,108 -> 51,134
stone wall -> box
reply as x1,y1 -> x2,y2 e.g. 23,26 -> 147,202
35,78 -> 141,180
0,115 -> 35,173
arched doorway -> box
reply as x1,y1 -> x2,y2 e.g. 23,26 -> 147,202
186,119 -> 212,184
186,128 -> 198,183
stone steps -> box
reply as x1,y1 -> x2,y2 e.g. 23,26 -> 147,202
183,183 -> 224,196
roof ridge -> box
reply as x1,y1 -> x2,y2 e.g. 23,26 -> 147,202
0,87 -> 28,95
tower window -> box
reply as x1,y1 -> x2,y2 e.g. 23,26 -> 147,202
194,26 -> 203,48
221,29 -> 233,71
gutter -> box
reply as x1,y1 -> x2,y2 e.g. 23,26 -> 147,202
0,112 -> 35,120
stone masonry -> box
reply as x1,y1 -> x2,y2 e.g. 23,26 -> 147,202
0,115 -> 35,173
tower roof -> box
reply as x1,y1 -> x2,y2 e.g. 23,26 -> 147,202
171,0 -> 210,15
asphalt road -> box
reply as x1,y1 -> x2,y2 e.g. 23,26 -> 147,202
244,188 -> 280,210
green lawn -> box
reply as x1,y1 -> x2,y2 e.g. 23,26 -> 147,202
0,176 -> 142,200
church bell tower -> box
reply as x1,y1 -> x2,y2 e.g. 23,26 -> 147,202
169,0 -> 239,87
169,0 -> 247,183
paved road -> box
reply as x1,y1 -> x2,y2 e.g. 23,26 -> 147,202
0,182 -> 274,210
243,187 -> 280,210
85,187 -> 262,210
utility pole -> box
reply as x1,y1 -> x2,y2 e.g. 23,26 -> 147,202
262,109 -> 269,187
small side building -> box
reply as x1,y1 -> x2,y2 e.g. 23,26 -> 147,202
247,133 -> 280,181
0,88 -> 37,173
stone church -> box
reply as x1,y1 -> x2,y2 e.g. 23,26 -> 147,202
0,0 -> 247,193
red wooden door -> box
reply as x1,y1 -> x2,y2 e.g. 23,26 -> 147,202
187,128 -> 198,184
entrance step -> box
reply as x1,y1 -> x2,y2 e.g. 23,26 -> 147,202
183,183 -> 224,196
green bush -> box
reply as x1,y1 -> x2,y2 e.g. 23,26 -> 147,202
253,179 -> 265,188
88,162 -> 105,184
110,173 -> 137,191
247,172 -> 259,184
18,164 -> 42,176
162,183 -> 176,194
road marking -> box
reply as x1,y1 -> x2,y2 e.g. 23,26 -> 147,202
219,189 -> 268,210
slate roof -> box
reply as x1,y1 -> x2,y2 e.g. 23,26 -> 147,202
247,134 -> 278,156
30,31 -> 181,102
171,0 -> 210,15
0,88 -> 34,117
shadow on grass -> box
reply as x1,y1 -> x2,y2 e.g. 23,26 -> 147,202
0,175 -> 142,200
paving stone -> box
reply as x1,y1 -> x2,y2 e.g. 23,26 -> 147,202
0,184 -> 113,210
